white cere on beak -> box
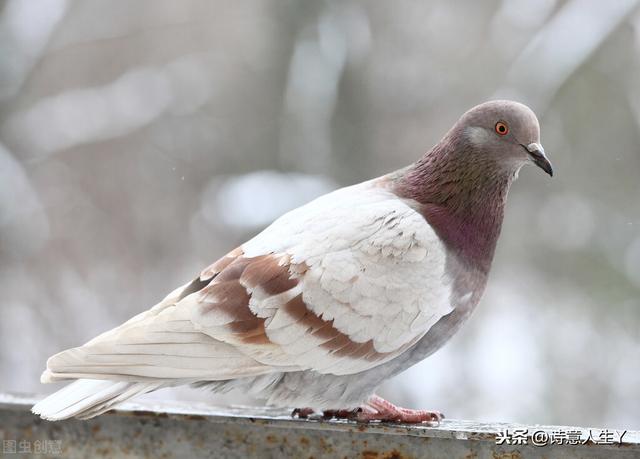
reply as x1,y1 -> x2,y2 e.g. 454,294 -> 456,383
526,142 -> 544,154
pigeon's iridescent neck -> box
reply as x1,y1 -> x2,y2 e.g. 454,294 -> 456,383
392,138 -> 516,273
417,201 -> 504,274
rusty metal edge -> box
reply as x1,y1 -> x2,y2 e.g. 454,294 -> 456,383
1,392 -> 638,452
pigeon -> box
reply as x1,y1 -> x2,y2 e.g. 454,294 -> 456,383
33,100 -> 552,422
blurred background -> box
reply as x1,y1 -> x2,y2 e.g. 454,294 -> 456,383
1,0 -> 639,430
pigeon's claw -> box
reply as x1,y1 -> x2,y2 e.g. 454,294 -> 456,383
357,395 -> 444,424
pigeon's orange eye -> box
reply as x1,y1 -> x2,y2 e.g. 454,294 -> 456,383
495,121 -> 509,136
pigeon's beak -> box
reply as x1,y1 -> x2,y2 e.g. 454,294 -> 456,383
523,143 -> 553,177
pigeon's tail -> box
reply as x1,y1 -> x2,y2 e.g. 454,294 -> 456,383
32,379 -> 163,421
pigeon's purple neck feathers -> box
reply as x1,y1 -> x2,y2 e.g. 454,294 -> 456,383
394,127 -> 517,274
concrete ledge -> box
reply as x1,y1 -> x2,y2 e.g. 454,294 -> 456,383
0,393 -> 638,458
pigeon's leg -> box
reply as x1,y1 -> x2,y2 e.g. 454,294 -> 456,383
356,395 -> 444,424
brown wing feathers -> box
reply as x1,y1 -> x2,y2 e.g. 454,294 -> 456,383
186,249 -> 394,367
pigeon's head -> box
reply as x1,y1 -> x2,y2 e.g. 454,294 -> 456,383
457,100 -> 553,177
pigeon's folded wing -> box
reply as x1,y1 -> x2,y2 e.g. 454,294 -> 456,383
43,181 -> 454,382
190,182 -> 454,376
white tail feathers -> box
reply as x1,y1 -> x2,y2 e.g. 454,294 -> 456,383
32,379 -> 163,421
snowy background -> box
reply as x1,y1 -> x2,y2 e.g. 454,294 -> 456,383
1,0 -> 639,429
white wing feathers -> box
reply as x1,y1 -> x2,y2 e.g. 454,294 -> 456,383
42,286 -> 274,383
238,181 -> 453,356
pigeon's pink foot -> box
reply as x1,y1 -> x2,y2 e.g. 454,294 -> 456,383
303,396 -> 443,424
356,395 -> 444,424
